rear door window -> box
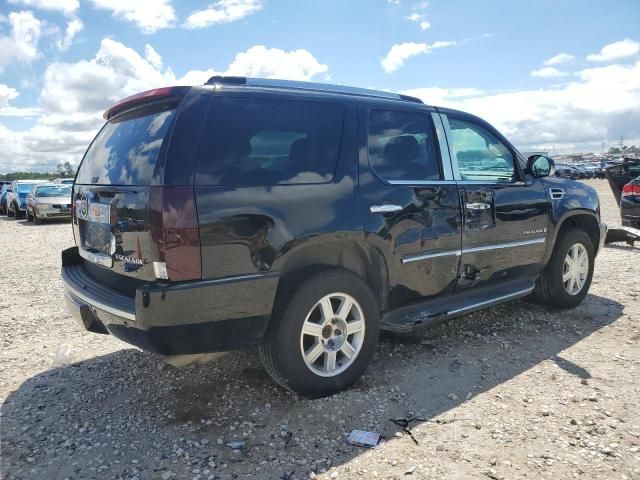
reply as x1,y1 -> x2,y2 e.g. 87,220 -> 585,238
76,103 -> 177,185
195,96 -> 344,186
368,109 -> 441,182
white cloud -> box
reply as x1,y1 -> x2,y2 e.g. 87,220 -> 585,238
8,0 -> 79,16
184,0 -> 262,29
90,0 -> 176,33
543,53 -> 575,66
403,59 -> 640,152
405,12 -> 429,30
145,44 -> 162,69
400,87 -> 483,105
0,84 -> 19,107
56,17 -> 82,51
531,66 -> 568,78
0,40 -> 329,172
0,83 -> 41,117
381,40 -> 455,73
0,10 -> 43,72
177,45 -> 328,83
587,38 -> 640,62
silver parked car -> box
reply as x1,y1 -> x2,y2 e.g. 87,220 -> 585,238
25,183 -> 72,224
5,180 -> 47,219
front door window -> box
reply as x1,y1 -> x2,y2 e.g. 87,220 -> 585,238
448,118 -> 515,182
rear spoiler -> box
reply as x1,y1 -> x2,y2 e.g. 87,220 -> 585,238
103,86 -> 189,120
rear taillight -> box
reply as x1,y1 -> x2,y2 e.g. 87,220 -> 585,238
149,186 -> 201,282
622,183 -> 640,197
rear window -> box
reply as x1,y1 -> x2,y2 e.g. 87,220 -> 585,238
36,185 -> 72,197
76,103 -> 176,185
196,96 -> 344,186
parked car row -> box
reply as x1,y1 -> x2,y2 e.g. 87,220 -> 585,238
0,179 -> 72,223
554,163 -> 606,180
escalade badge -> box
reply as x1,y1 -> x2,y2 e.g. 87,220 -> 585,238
113,254 -> 145,265
523,227 -> 547,235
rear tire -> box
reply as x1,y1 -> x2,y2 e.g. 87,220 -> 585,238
259,268 -> 379,398
534,229 -> 594,308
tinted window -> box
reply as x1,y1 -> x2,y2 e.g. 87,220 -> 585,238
196,97 -> 343,186
76,103 -> 176,185
448,118 -> 515,182
368,109 -> 440,181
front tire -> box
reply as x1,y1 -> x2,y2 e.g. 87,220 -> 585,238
534,229 -> 594,308
259,269 -> 379,398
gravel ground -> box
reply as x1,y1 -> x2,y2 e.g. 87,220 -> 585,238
1,179 -> 638,480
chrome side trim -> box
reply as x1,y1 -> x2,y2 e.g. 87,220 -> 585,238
462,237 -> 546,254
63,276 -> 136,321
448,286 -> 534,315
431,112 -> 454,180
387,180 -> 456,186
401,237 -> 546,265
458,180 -> 524,186
439,114 -> 462,180
402,249 -> 462,264
78,246 -> 113,267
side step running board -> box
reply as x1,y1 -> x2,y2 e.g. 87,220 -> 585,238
380,281 -> 535,334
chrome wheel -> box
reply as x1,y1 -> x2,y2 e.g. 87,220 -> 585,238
563,243 -> 589,295
299,292 -> 365,377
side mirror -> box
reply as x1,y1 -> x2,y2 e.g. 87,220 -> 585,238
527,155 -> 554,178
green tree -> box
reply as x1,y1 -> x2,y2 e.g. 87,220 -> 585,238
608,147 -> 621,155
55,162 -> 76,177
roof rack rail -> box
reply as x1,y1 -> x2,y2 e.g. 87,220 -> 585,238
204,76 -> 423,104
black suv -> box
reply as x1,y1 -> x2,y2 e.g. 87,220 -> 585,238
62,77 -> 606,397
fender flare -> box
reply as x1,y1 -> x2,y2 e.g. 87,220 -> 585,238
543,209 -> 600,264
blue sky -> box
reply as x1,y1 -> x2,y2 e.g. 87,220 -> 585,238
0,0 -> 639,172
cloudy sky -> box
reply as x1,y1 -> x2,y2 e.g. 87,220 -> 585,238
0,0 -> 639,172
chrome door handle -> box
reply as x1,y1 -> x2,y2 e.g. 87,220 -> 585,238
370,204 -> 403,214
465,202 -> 491,210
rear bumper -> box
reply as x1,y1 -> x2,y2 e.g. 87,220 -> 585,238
621,198 -> 640,227
61,247 -> 279,355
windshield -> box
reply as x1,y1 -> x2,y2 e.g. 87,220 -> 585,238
17,183 -> 39,193
76,103 -> 177,185
36,185 -> 72,197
